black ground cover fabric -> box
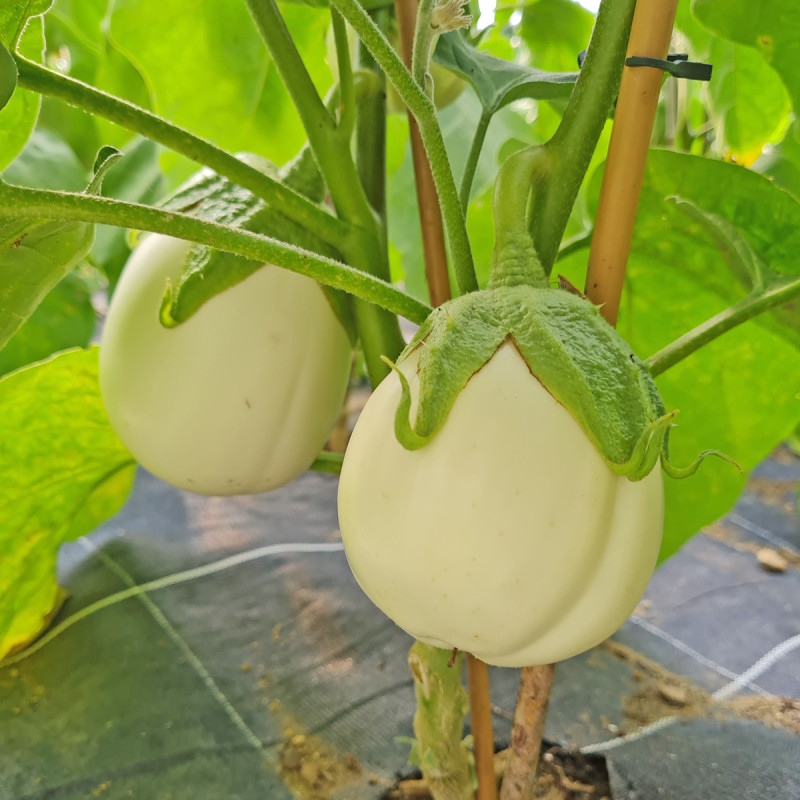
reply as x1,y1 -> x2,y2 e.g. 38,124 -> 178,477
0,449 -> 798,799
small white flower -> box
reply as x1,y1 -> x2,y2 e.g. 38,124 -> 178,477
431,0 -> 472,33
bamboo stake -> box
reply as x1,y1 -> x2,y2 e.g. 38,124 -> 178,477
584,0 -> 680,322
502,2 -> 679,799
466,654 -> 497,800
395,4 -> 494,799
395,0 -> 452,306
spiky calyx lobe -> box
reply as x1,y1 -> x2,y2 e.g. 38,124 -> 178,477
389,284 -> 729,481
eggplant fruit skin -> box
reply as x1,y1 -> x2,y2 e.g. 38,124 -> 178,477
338,342 -> 664,667
100,233 -> 352,496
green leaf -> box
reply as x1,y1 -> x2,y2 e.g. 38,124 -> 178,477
558,149 -> 800,560
518,0 -> 595,73
753,119 -> 800,200
0,271 -> 95,377
0,0 -> 53,49
0,41 -> 17,111
0,187 -> 94,351
0,347 -> 136,658
706,38 -> 790,163
38,0 -> 153,166
434,31 -> 578,114
107,0 -> 333,184
0,140 -> 127,350
693,0 -> 800,114
91,137 -> 165,290
3,128 -> 88,191
0,15 -> 43,171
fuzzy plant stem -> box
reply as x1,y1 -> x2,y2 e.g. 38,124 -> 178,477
12,55 -> 351,252
245,0 -> 405,386
409,642 -> 473,800
0,183 -> 431,325
330,0 -> 478,295
528,0 -> 637,275
646,277 -> 800,376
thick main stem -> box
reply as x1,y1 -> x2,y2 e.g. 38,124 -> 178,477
584,0 -> 680,321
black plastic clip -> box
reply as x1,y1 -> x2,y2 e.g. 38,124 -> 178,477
625,53 -> 712,81
577,50 -> 712,82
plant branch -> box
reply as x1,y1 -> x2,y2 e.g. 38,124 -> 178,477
331,8 -> 357,139
647,279 -> 800,377
411,0 -> 437,92
529,0 -> 637,273
0,183 -> 431,325
355,11 -> 389,222
12,55 -> 351,252
246,0 -> 405,386
331,0 -> 478,295
499,665 -> 555,800
460,110 -> 492,215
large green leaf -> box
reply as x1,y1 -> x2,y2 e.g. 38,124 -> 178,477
107,0 -> 333,184
0,140 -> 120,350
693,0 -> 800,114
2,127 -> 88,190
706,38 -> 790,163
519,0 -> 595,73
38,0 -> 154,166
0,0 -> 53,48
753,119 -> 800,200
0,15 -> 44,171
558,150 -> 800,560
0,188 -> 94,350
0,347 -> 136,658
0,271 -> 95,377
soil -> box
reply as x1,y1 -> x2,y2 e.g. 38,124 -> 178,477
383,746 -> 611,800
603,641 -> 800,735
699,521 -> 800,571
277,727 -> 364,800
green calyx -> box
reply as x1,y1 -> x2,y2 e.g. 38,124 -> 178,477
390,284 -> 734,482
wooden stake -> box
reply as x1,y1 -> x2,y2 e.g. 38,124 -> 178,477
467,654 -> 498,800
584,0 -> 680,324
394,0 -> 452,307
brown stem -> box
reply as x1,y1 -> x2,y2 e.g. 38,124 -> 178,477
584,0 -> 680,323
466,655 -> 498,800
499,665 -> 555,800
395,0 -> 451,306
